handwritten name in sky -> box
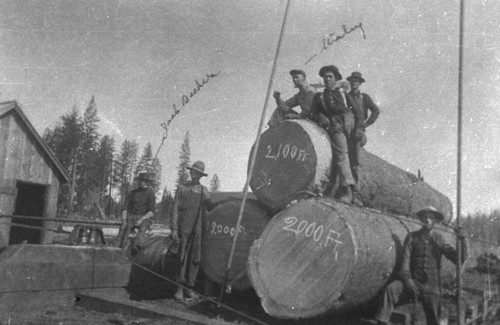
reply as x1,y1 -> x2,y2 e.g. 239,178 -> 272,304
161,71 -> 221,130
305,23 -> 366,65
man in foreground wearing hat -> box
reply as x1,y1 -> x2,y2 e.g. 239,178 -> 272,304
310,65 -> 365,203
117,172 -> 156,250
268,69 -> 316,127
171,161 -> 213,301
372,206 -> 467,325
347,71 -> 380,188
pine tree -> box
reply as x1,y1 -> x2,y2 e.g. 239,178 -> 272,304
176,131 -> 191,186
43,107 -> 84,214
135,142 -> 162,195
94,135 -> 115,217
115,139 -> 139,207
157,187 -> 174,225
209,173 -> 221,192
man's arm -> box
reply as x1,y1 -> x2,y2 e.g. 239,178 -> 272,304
170,186 -> 183,241
347,94 -> 365,142
434,229 -> 468,265
310,94 -> 330,128
399,233 -> 417,294
299,90 -> 316,119
363,93 -> 380,127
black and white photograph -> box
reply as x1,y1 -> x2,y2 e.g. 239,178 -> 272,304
0,0 -> 500,324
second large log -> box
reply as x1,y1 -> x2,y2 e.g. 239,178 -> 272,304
250,120 -> 453,222
247,197 -> 462,319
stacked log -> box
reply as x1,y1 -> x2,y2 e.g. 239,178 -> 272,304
201,198 -> 271,290
250,120 -> 453,222
247,197 -> 460,319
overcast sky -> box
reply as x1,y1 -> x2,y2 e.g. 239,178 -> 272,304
1,0 -> 499,217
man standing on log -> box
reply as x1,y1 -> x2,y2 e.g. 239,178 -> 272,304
372,206 -> 467,325
171,161 -> 213,301
310,65 -> 364,203
117,172 -> 156,252
268,69 -> 316,127
347,71 -> 380,188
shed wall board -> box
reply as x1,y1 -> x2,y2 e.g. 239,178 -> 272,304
0,109 -> 65,246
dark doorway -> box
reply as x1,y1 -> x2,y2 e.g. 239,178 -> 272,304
9,182 -> 46,245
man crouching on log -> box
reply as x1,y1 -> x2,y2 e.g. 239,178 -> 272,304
171,161 -> 214,301
117,172 -> 156,252
310,65 -> 365,203
372,206 -> 467,325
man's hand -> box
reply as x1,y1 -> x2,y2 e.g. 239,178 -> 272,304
404,278 -> 418,296
355,129 -> 364,141
454,226 -> 466,241
172,230 -> 179,242
273,91 -> 281,100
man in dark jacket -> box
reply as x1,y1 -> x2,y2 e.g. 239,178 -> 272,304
171,161 -> 214,301
117,172 -> 156,250
347,71 -> 380,188
310,65 -> 364,203
373,206 -> 468,325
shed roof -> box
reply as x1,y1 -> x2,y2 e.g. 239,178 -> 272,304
0,101 -> 70,183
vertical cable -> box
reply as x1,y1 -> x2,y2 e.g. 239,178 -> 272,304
456,0 -> 465,324
218,0 -> 293,303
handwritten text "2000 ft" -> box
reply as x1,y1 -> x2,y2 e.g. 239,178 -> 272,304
282,216 -> 343,254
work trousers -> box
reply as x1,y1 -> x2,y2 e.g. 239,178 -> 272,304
327,112 -> 356,187
375,279 -> 441,325
350,130 -> 367,188
177,231 -> 201,287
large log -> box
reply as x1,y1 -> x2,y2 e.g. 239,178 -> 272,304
247,197 -> 462,319
249,120 -> 331,211
202,198 -> 270,290
250,120 -> 453,222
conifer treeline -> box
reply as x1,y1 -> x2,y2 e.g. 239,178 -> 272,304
43,96 -> 169,220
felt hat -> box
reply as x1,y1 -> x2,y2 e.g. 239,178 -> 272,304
187,161 -> 208,177
136,172 -> 155,182
289,69 -> 306,77
346,71 -> 366,83
319,65 -> 342,80
416,206 -> 444,222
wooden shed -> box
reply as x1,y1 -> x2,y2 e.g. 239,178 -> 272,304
0,101 -> 70,247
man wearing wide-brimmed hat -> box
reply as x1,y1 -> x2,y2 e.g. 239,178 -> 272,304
347,71 -> 380,189
268,69 -> 316,127
310,65 -> 365,203
171,160 -> 214,301
117,171 -> 156,249
372,206 -> 468,325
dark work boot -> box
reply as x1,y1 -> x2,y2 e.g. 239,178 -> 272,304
338,186 -> 353,204
351,186 -> 364,206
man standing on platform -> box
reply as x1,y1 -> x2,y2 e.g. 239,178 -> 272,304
268,69 -> 316,127
310,65 -> 364,203
171,161 -> 213,301
117,172 -> 156,251
373,206 -> 467,325
347,71 -> 380,188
